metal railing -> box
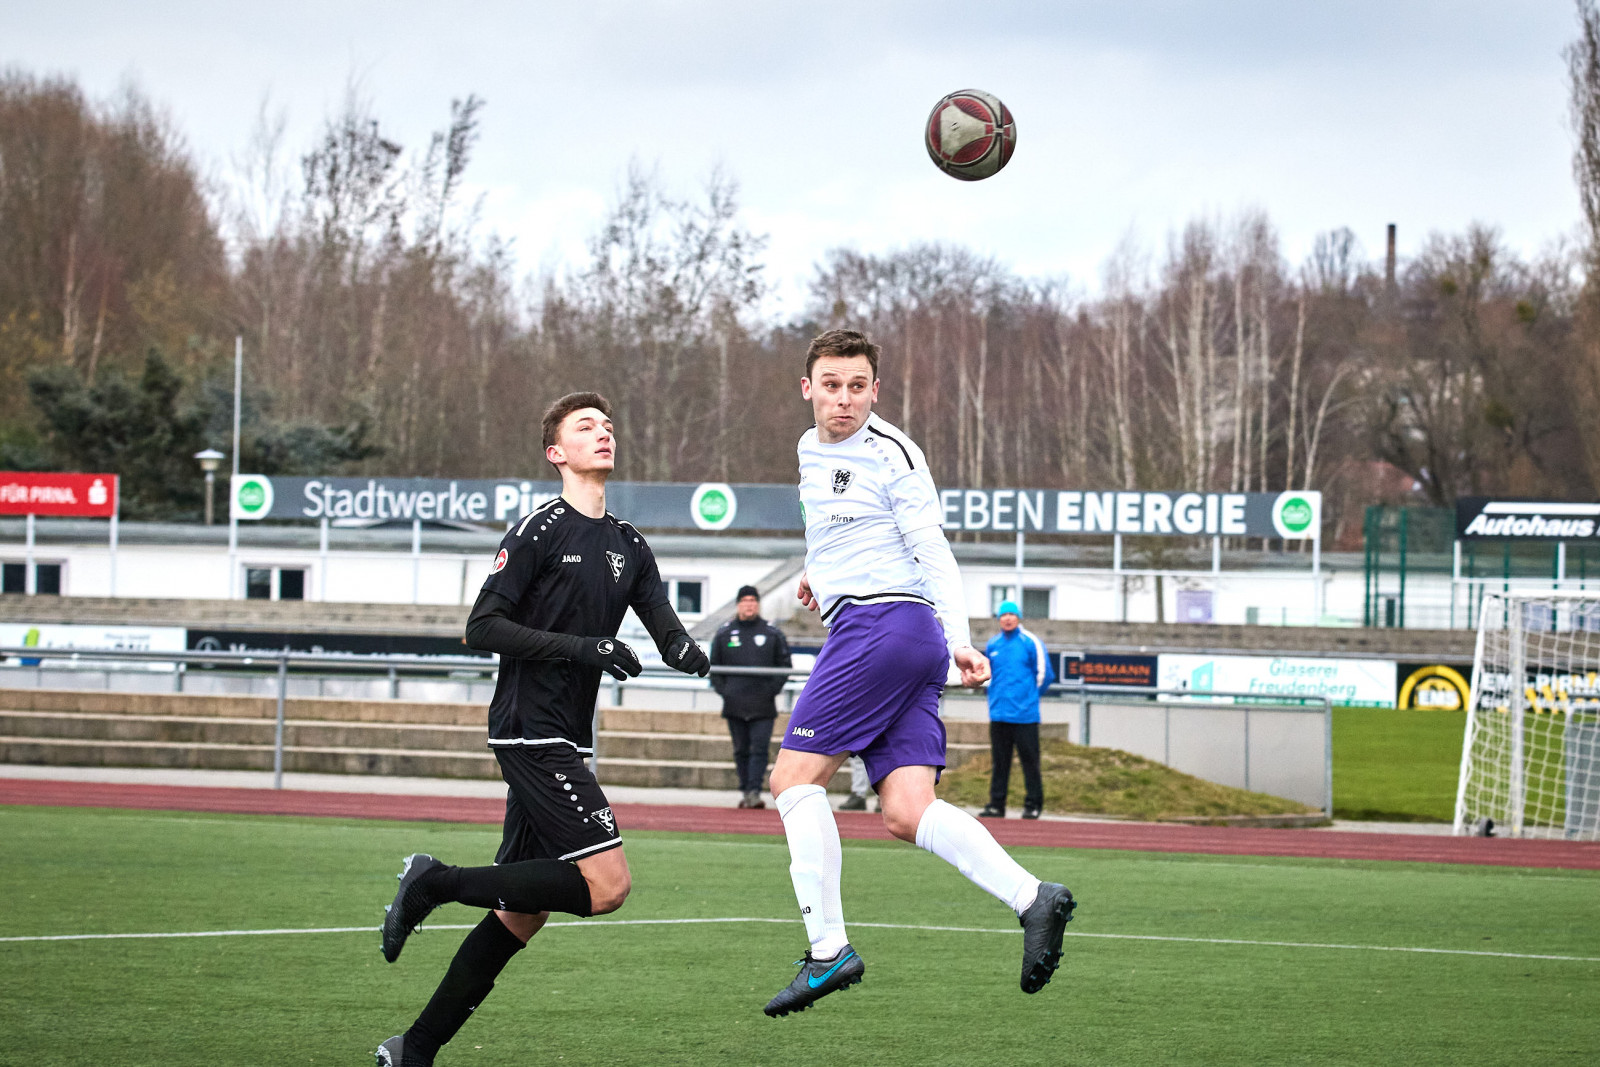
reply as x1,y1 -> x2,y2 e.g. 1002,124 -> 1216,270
0,646 -> 808,789
2,650 -> 1331,810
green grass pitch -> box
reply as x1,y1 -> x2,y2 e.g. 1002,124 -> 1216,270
2,805 -> 1596,1065
1333,708 -> 1465,822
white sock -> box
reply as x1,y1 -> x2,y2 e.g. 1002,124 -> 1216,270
776,784 -> 848,958
915,798 -> 1042,916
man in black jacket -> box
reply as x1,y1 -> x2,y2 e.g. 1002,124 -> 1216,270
711,585 -> 793,808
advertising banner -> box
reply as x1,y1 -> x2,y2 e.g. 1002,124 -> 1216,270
224,474 -> 1321,540
938,489 -> 1319,538
186,628 -> 492,661
1396,663 -> 1472,711
0,623 -> 186,659
1157,653 -> 1396,707
228,475 -> 805,530
1058,652 -> 1158,688
1455,498 -> 1600,541
0,472 -> 118,517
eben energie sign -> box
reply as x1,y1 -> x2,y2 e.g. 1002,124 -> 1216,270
229,474 -> 1320,540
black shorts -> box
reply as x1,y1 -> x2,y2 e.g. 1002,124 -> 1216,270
493,744 -> 623,864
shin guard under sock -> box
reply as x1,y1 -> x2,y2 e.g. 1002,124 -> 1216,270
915,798 -> 1041,915
776,783 -> 848,958
405,912 -> 526,1060
426,859 -> 593,917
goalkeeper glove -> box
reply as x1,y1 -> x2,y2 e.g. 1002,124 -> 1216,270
571,637 -> 642,681
665,634 -> 710,677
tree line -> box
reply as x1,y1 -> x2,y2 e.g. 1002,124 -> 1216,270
3,28 -> 1599,537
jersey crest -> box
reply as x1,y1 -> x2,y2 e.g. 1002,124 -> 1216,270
831,468 -> 854,494
490,548 -> 508,574
754,633 -> 767,646
590,807 -> 617,835
606,550 -> 626,582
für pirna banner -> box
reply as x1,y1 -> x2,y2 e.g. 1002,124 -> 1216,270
0,472 -> 119,518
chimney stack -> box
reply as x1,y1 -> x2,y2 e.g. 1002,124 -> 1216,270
1385,223 -> 1397,288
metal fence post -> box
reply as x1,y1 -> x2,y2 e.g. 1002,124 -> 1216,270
388,666 -> 399,700
273,652 -> 288,790
1324,697 -> 1334,818
1243,706 -> 1251,792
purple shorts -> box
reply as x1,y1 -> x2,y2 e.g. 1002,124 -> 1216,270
782,600 -> 950,787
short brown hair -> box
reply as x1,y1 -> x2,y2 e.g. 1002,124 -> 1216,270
805,329 -> 880,379
541,391 -> 612,456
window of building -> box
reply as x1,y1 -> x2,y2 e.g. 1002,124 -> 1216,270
245,566 -> 308,601
667,578 -> 705,615
988,584 -> 1051,620
2,561 -> 63,595
34,563 -> 61,595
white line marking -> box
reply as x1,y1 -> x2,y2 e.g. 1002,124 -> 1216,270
2,917 -> 1595,963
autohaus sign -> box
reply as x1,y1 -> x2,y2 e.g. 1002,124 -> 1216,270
1455,498 -> 1600,541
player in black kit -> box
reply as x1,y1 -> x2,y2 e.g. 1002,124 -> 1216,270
375,392 -> 710,1067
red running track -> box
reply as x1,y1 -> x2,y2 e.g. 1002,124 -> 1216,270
3,777 -> 1598,871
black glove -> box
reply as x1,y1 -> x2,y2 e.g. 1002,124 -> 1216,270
665,634 -> 710,677
570,636 -> 642,681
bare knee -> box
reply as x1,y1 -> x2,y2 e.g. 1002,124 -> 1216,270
494,909 -> 548,943
585,868 -> 632,915
881,806 -> 922,843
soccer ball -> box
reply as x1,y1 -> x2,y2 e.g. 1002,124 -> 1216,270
924,89 -> 1016,181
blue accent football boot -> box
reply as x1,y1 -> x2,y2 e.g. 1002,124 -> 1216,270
382,853 -> 445,963
1018,882 -> 1076,993
763,944 -> 865,1017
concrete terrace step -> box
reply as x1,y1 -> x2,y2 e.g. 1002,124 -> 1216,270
0,736 -> 501,779
0,687 -> 1022,789
0,710 -> 489,750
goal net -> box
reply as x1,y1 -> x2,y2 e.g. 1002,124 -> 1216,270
1454,592 -> 1600,840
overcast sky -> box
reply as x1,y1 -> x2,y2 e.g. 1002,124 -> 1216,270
3,1 -> 1583,313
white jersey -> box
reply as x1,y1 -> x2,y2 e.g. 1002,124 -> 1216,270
798,413 -> 969,649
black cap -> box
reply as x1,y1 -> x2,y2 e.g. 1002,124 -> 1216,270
737,585 -> 760,601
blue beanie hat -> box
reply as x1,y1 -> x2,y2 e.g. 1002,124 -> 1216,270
996,599 -> 1022,618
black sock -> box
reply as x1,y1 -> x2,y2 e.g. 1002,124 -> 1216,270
424,858 -> 593,917
405,912 -> 527,1061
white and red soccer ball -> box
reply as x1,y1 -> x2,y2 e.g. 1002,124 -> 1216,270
924,89 -> 1016,181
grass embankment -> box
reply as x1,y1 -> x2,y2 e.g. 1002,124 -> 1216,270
1332,708 -> 1464,822
938,738 -> 1317,821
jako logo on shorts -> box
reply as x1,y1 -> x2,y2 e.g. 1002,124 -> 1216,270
791,727 -> 815,737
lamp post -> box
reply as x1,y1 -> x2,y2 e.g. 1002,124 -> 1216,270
194,449 -> 225,525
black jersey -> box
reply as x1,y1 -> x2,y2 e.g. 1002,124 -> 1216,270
474,497 -> 670,752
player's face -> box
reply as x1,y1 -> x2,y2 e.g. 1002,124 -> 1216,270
548,408 -> 615,475
801,354 -> 879,443
1000,612 -> 1020,632
736,595 -> 760,621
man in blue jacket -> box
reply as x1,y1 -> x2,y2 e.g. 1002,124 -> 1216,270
979,600 -> 1055,820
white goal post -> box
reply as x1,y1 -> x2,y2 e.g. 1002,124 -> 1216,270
1454,592 -> 1600,840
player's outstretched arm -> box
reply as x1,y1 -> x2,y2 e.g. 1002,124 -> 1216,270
465,588 -> 642,680
636,601 -> 710,677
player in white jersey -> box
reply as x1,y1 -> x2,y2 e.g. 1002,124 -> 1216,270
762,329 -> 1076,1017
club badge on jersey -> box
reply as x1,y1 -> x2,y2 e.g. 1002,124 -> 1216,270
491,548 -> 508,574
